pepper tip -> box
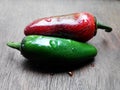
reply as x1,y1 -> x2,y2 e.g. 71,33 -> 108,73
7,42 -> 21,50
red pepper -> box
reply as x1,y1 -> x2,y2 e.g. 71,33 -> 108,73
24,12 -> 112,42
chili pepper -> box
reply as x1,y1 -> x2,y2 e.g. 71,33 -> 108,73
24,12 -> 112,42
7,35 -> 97,62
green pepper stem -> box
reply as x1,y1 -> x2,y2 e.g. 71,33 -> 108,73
97,22 -> 112,32
7,42 -> 21,50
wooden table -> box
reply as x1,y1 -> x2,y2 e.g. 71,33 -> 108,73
0,0 -> 120,90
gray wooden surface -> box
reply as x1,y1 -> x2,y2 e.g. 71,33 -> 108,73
0,0 -> 120,90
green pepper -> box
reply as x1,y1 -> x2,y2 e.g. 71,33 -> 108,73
7,35 -> 97,63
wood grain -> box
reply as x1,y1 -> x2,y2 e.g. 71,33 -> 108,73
0,0 -> 120,90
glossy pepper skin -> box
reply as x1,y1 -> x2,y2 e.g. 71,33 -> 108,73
7,35 -> 97,63
24,12 -> 112,42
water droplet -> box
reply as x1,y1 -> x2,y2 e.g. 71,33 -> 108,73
45,18 -> 52,22
72,48 -> 75,52
50,40 -> 57,48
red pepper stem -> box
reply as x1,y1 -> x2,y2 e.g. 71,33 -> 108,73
97,22 -> 112,32
7,42 -> 21,50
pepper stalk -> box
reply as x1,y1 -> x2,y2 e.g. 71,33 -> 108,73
97,22 -> 112,32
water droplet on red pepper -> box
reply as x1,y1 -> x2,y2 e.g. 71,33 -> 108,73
45,18 -> 52,22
